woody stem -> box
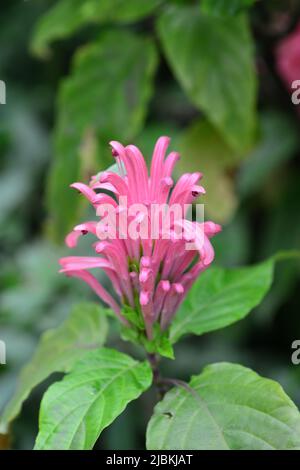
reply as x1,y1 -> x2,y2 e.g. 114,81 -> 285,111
147,353 -> 166,400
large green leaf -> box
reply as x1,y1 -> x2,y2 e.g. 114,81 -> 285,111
170,259 -> 274,343
201,0 -> 256,17
157,5 -> 257,151
34,348 -> 152,450
0,302 -> 108,429
47,30 -> 158,241
146,362 -> 300,450
31,0 -> 162,57
176,119 -> 242,224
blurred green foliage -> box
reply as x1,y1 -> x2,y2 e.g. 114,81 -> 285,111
1,0 -> 300,449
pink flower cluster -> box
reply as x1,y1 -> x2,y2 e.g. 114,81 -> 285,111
59,137 -> 221,338
276,22 -> 300,87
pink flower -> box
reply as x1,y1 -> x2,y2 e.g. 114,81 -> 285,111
59,137 -> 221,339
276,22 -> 300,87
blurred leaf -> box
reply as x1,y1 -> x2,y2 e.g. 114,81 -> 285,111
0,302 -> 108,428
34,348 -> 152,449
262,179 -> 300,257
214,213 -> 251,267
238,111 -> 299,197
176,119 -> 241,223
47,30 -> 158,242
256,177 -> 300,318
0,330 -> 36,418
157,5 -> 257,151
146,362 -> 300,449
0,0 -> 50,75
31,0 -> 162,57
0,97 -> 49,227
0,241 -> 68,325
0,329 -> 35,369
170,258 -> 274,343
201,0 -> 256,17
135,123 -> 179,164
151,82 -> 197,124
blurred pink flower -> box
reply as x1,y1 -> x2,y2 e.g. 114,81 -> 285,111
59,137 -> 221,338
276,22 -> 300,87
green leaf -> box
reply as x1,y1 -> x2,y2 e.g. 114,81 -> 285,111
201,0 -> 256,17
170,259 -> 274,343
120,318 -> 175,359
0,302 -> 108,428
142,325 -> 174,360
146,362 -> 300,450
157,5 -> 257,151
34,348 -> 152,450
238,110 -> 299,197
122,305 -> 145,330
47,30 -> 158,241
31,0 -> 162,57
176,119 -> 242,224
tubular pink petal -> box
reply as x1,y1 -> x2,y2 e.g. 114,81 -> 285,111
90,181 -> 118,194
59,256 -> 113,271
95,241 -> 134,306
169,172 -> 203,206
59,256 -> 122,297
109,140 -> 127,160
99,172 -> 129,199
110,141 -> 138,201
180,261 -> 207,293
150,136 -> 170,200
74,222 -> 98,236
164,151 -> 180,178
153,280 -> 170,320
140,290 -> 154,339
191,185 -> 206,197
171,249 -> 197,281
70,183 -> 97,205
161,240 -> 178,279
179,220 -> 216,266
139,268 -> 154,293
203,221 -> 222,237
92,193 -> 117,207
126,145 -> 149,202
140,256 -> 152,268
65,230 -> 81,248
95,241 -> 127,275
130,271 -> 139,291
161,283 -> 184,330
109,142 -> 126,175
64,269 -> 127,324
198,236 -> 215,266
157,176 -> 173,204
65,221 -> 97,248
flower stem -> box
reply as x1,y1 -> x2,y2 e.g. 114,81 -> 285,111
147,354 -> 194,402
147,353 -> 166,400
